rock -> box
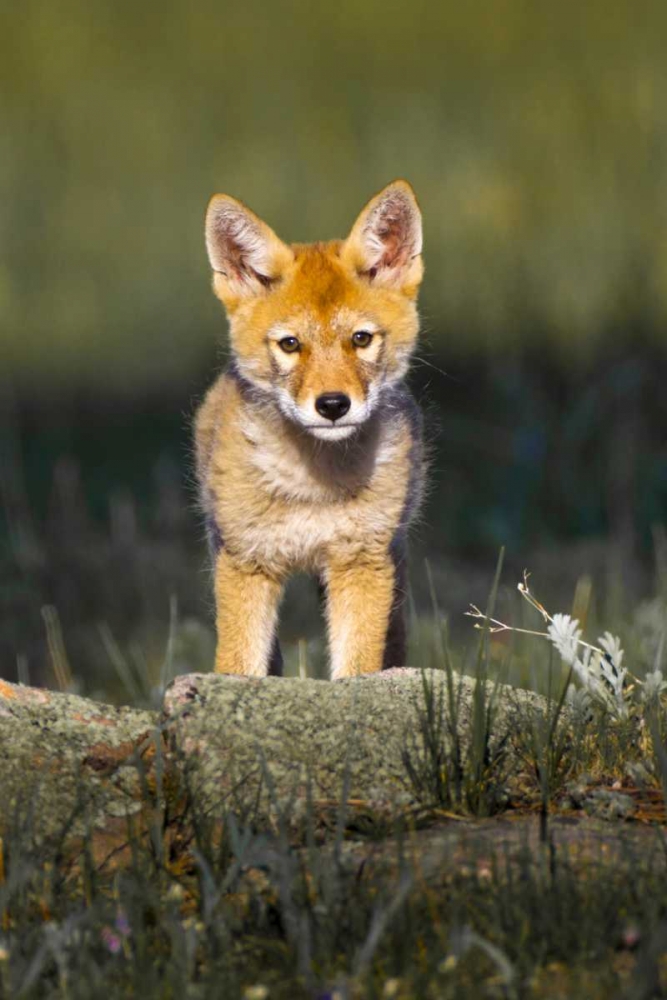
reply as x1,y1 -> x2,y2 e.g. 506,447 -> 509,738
0,669 -> 543,858
161,668 -> 542,825
0,678 -> 157,860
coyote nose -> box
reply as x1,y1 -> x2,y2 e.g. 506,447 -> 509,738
315,392 -> 351,422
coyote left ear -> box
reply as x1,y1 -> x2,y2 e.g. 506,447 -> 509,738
342,180 -> 423,295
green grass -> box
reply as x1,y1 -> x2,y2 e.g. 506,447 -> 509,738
1,383 -> 667,996
2,803 -> 667,999
2,487 -> 667,997
1,619 -> 666,999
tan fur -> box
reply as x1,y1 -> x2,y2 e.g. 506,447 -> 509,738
195,181 -> 424,678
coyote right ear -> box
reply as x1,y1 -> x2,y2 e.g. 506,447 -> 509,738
205,195 -> 293,309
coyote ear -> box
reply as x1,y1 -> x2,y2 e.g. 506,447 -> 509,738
342,180 -> 423,294
205,195 -> 293,307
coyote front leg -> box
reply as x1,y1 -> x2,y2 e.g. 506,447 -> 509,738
214,551 -> 282,676
325,556 -> 396,679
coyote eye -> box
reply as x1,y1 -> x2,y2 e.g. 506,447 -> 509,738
278,336 -> 300,354
352,331 -> 373,348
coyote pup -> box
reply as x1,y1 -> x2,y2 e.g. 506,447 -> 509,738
195,181 -> 425,678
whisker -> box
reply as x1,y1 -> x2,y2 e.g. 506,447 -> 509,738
411,354 -> 457,382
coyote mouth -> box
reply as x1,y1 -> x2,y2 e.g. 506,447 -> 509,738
303,423 -> 360,430
304,422 -> 361,442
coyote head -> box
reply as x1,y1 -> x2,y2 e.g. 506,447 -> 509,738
205,181 -> 423,441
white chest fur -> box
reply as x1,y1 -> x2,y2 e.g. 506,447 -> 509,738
215,406 -> 408,573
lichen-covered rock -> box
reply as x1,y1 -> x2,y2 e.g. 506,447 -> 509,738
161,668 -> 542,824
0,669 -> 545,855
0,679 -> 158,858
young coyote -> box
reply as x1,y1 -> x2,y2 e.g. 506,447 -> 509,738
195,181 -> 425,678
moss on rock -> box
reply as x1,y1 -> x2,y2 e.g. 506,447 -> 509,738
0,669 -> 546,852
161,668 -> 543,824
0,681 -> 158,850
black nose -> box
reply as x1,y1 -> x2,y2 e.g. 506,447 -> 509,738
315,392 -> 351,422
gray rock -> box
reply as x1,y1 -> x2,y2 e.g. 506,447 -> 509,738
0,679 -> 157,852
0,669 -> 543,856
161,668 -> 541,824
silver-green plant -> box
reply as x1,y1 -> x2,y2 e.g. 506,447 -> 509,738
467,572 -> 666,719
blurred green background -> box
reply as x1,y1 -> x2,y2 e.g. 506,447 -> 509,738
1,0 -> 666,695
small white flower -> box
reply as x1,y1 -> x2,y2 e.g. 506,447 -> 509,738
598,652 -> 626,694
566,644 -> 629,718
642,669 -> 667,703
577,645 -> 594,682
598,632 -> 625,672
547,614 -> 582,665
566,683 -> 593,717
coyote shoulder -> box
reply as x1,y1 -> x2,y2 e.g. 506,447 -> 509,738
195,180 -> 425,678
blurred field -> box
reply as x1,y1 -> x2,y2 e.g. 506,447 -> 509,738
3,0 -> 667,391
2,0 -> 667,689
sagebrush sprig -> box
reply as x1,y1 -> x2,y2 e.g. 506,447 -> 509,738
465,572 -> 649,718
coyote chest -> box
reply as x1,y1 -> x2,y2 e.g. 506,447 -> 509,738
204,383 -> 412,574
